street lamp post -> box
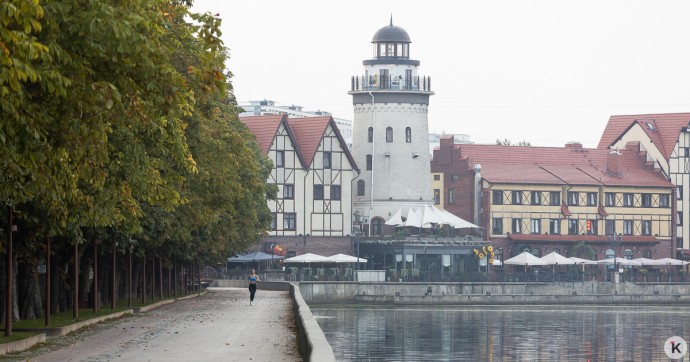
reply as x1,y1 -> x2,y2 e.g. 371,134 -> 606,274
609,233 -> 622,283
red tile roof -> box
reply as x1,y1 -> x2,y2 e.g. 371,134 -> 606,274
597,113 -> 690,159
239,115 -> 285,155
240,115 -> 357,172
458,144 -> 672,188
285,117 -> 331,168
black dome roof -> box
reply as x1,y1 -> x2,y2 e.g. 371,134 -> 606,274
371,22 -> 411,43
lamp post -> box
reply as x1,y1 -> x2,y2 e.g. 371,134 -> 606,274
271,243 -> 275,266
608,233 -> 622,283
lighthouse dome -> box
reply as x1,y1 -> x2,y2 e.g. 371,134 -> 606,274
371,22 -> 411,43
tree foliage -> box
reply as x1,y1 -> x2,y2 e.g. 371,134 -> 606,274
495,138 -> 532,147
0,0 -> 273,320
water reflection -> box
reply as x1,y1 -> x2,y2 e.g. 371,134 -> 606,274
312,305 -> 690,361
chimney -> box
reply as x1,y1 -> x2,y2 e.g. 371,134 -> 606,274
565,142 -> 582,150
607,149 -> 622,176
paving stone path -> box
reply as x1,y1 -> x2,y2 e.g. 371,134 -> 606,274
2,288 -> 300,362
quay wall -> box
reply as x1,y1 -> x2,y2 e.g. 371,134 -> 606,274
296,281 -> 690,305
213,279 -> 335,362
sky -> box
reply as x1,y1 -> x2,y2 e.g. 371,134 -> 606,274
191,0 -> 690,148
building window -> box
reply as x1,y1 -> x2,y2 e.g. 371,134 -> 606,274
660,194 -> 670,207
366,154 -> 372,170
678,211 -> 683,226
531,219 -> 541,234
451,174 -> 459,181
372,218 -> 383,236
623,220 -> 633,235
678,186 -> 683,200
568,191 -> 579,206
587,192 -> 597,206
512,218 -> 522,234
276,151 -> 284,168
605,220 -> 615,235
678,238 -> 684,249
323,152 -> 332,169
641,220 -> 651,235
492,218 -> 503,234
357,180 -> 365,196
284,213 -> 296,230
549,191 -> 560,206
549,219 -> 560,234
368,127 -> 373,143
684,147 -> 690,157
330,185 -> 341,200
405,127 -> 412,143
512,191 -> 522,205
433,174 -> 441,181
568,219 -> 578,235
641,194 -> 651,207
605,192 -> 616,207
623,193 -> 634,207
283,184 -> 294,199
493,190 -> 503,205
386,127 -> 393,142
531,191 -> 541,205
314,185 -> 324,200
586,219 -> 597,235
448,189 -> 455,204
270,213 -> 276,231
434,189 -> 440,204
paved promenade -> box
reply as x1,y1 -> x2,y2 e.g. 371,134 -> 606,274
4,288 -> 300,362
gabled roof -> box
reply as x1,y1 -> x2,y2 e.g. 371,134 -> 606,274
240,115 -> 358,172
597,113 -> 690,159
286,117 -> 330,168
458,144 -> 672,188
239,115 -> 286,155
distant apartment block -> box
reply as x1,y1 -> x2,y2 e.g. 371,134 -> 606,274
239,100 -> 353,148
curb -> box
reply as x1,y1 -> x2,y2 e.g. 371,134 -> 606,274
0,333 -> 46,356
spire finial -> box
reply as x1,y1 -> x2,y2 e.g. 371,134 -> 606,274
390,14 -> 393,26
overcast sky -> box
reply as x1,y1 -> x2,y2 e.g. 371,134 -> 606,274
191,0 -> 690,148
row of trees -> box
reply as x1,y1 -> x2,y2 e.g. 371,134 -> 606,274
0,0 -> 274,334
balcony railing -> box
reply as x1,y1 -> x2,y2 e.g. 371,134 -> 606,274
351,75 -> 432,92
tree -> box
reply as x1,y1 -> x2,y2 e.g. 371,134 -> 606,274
495,138 -> 532,147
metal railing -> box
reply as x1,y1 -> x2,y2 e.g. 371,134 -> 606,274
350,75 -> 432,92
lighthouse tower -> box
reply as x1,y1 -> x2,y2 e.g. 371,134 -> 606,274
349,19 -> 434,235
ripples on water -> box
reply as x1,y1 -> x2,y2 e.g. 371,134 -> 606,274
312,305 -> 690,361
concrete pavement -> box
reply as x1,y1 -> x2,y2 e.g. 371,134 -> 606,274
7,288 -> 300,362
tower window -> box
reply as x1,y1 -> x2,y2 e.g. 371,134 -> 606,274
366,155 -> 372,171
368,127 -> 373,143
386,127 -> 393,142
357,180 -> 365,196
405,127 -> 411,143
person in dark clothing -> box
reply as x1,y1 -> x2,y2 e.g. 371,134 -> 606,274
248,269 -> 260,305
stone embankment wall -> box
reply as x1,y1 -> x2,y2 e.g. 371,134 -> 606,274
213,279 -> 335,362
295,281 -> 690,305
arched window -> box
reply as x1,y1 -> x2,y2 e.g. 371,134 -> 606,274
357,180 -> 365,196
368,127 -> 373,143
405,127 -> 412,143
386,127 -> 393,142
366,154 -> 372,170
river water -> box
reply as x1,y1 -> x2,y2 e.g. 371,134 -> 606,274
311,304 -> 690,361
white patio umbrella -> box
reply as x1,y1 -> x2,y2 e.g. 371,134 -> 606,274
327,253 -> 367,263
283,253 -> 331,263
541,252 -> 575,265
438,208 -> 480,229
653,258 -> 690,266
504,252 -> 549,266
595,257 -> 642,266
569,257 -> 597,265
630,257 -> 663,266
